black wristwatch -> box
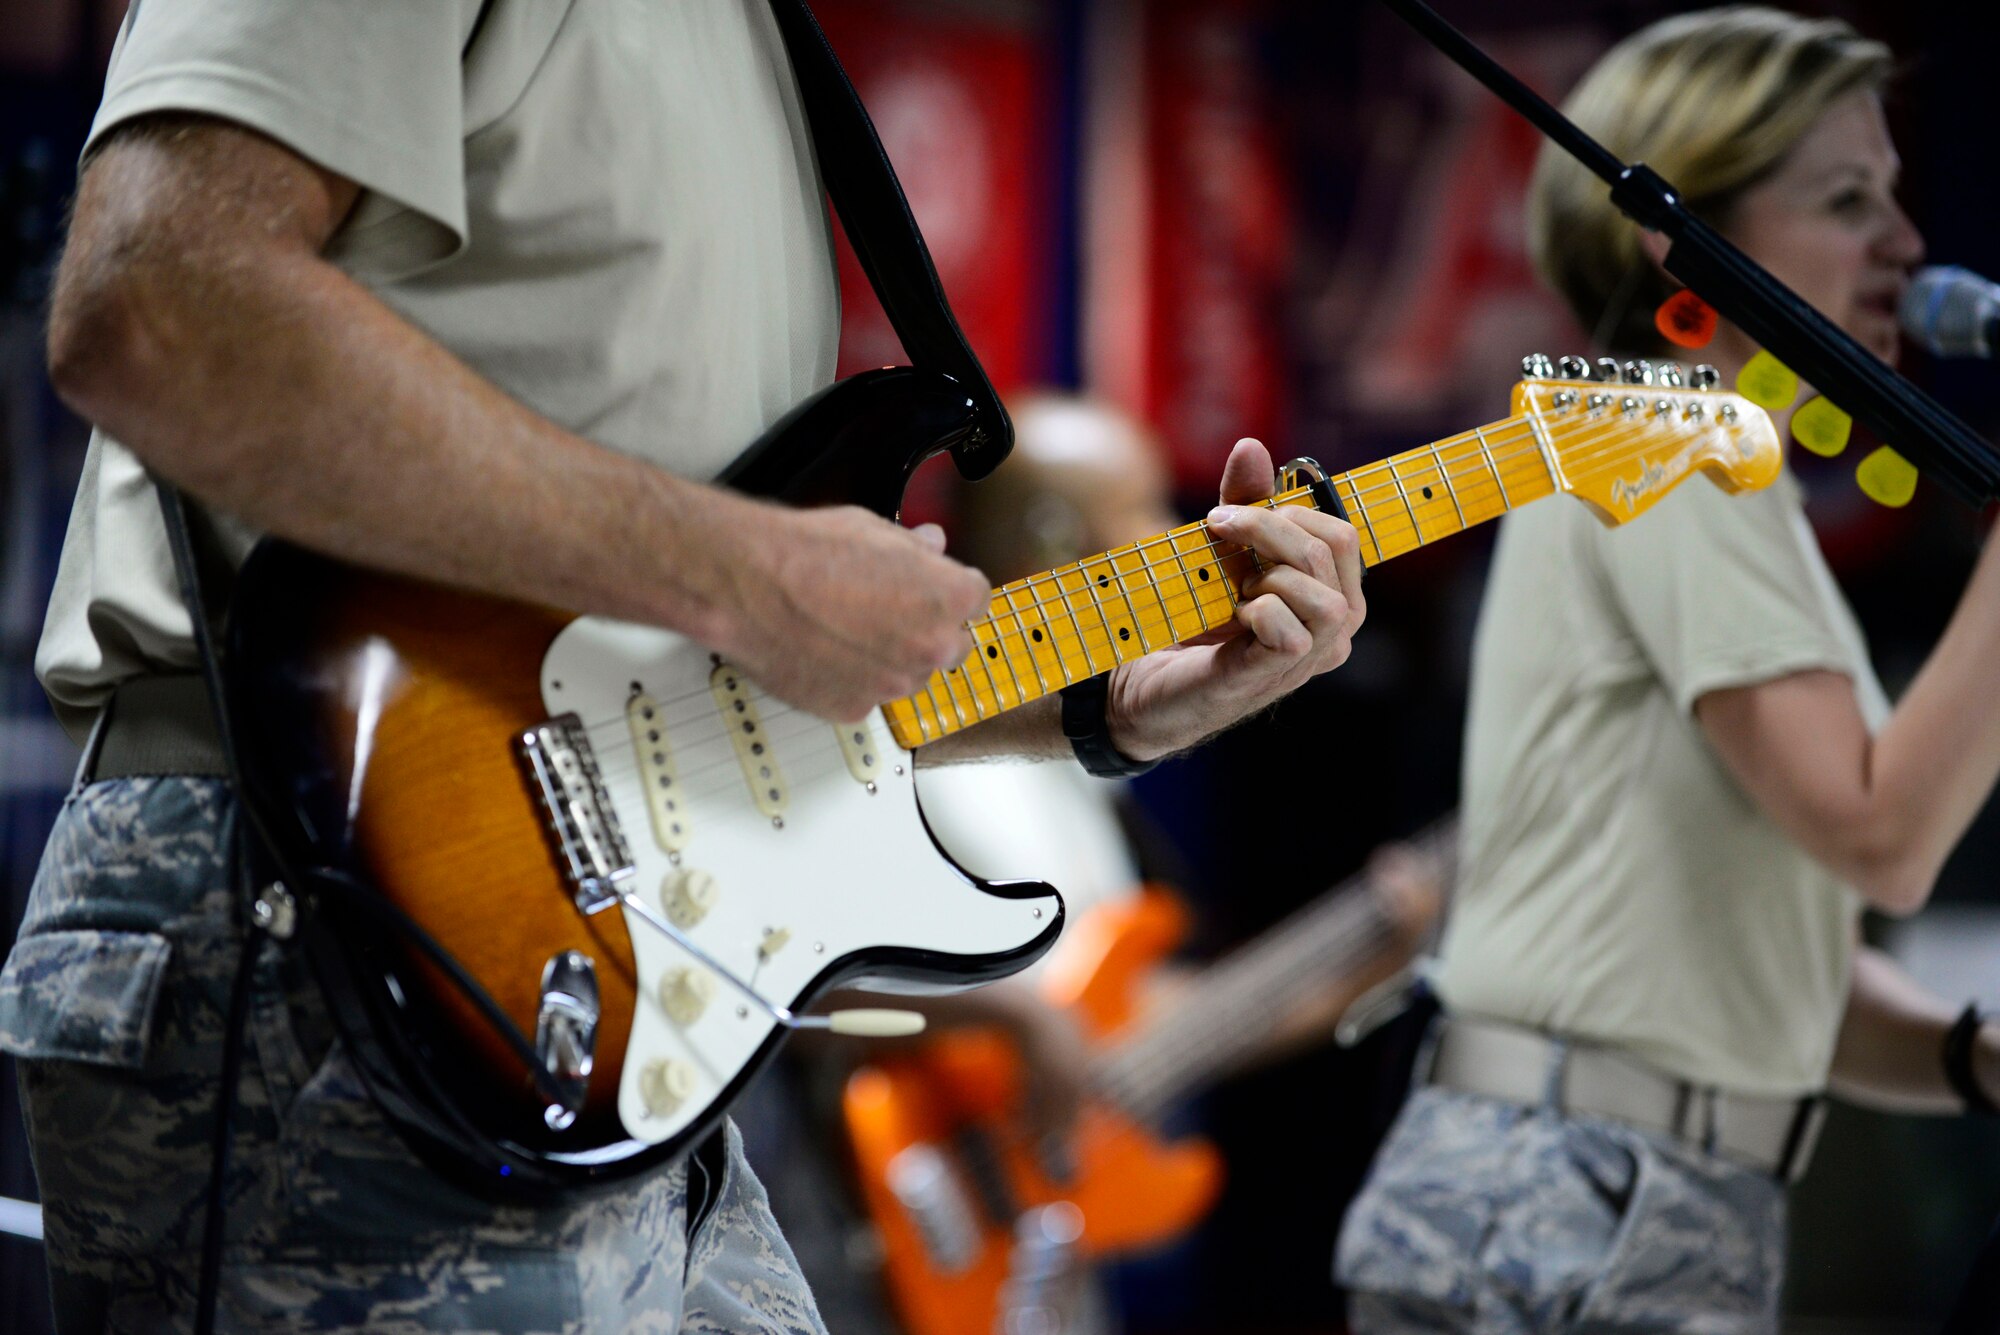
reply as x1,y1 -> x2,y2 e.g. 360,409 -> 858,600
1943,1003 -> 1998,1116
1060,672 -> 1160,779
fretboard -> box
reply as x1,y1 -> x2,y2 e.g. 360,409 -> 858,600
884,408 -> 1564,750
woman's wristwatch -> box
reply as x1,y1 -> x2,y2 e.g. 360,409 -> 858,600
1943,1003 -> 1998,1116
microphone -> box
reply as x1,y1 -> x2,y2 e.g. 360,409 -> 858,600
1900,266 -> 2000,359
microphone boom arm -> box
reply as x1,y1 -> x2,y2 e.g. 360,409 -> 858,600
1375,0 -> 2000,508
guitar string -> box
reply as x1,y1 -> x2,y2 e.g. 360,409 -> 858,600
579,401 -> 1728,757
587,405 -> 1707,797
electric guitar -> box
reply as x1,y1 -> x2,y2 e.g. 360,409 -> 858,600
842,821 -> 1455,1335
223,356 -> 1777,1188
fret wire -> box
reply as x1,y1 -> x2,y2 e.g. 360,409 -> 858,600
1076,558 -> 1126,664
1161,532 -> 1205,634
963,620 -> 1005,714
1429,438 -> 1468,531
1132,535 -> 1190,639
1525,398 -> 1568,492
1043,563 -> 1102,679
1385,458 -> 1423,547
1336,474 -> 1382,563
983,608 -> 1028,708
941,666 -> 974,730
921,680 -> 952,736
1043,565 -> 1098,678
1001,585 -> 1053,696
1472,425 -> 1513,510
1103,549 -> 1154,654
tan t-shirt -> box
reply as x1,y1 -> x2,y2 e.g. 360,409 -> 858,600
1435,470 -> 1889,1097
36,0 -> 839,739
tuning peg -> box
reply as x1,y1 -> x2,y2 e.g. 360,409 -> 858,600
1521,354 -> 1556,380
1621,360 -> 1656,386
1657,364 -> 1685,388
1690,364 -> 1719,390
1595,357 -> 1621,382
1558,355 -> 1591,380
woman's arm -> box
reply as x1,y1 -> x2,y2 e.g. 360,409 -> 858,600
1695,530 -> 2000,914
1828,944 -> 2000,1114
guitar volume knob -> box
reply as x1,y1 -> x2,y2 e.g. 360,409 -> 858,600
639,1058 -> 696,1118
659,966 -> 716,1025
662,868 -> 718,928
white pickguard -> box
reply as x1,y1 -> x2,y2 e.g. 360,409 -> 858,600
541,617 -> 1064,1147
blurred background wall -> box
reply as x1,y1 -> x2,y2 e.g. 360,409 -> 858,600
4,1 -> 2000,1331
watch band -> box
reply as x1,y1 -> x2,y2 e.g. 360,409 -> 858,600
1944,1003 -> 1998,1116
1059,673 -> 1159,779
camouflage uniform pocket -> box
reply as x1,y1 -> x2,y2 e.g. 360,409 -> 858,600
0,928 -> 174,1068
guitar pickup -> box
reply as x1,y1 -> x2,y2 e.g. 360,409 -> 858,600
517,713 -> 635,914
710,665 -> 789,821
626,692 -> 691,854
832,720 -> 885,787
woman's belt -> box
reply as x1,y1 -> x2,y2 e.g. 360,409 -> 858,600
1427,1013 -> 1826,1182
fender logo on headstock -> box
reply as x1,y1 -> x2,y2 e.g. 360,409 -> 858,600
1611,461 -> 1673,513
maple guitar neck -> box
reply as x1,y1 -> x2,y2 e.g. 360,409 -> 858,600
884,366 -> 1778,749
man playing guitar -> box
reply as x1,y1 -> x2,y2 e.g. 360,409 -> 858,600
6,3 -> 1362,1332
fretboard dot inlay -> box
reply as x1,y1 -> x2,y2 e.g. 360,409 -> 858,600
1118,627 -> 1130,641
986,645 -> 998,658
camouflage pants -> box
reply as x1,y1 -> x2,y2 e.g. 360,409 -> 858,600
1335,1086 -> 1785,1334
0,776 -> 828,1334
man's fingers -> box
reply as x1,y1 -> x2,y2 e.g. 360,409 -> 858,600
1234,590 -> 1316,663
1207,504 -> 1334,581
1217,437 -> 1277,505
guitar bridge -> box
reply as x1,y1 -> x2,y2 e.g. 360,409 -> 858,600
517,713 -> 635,914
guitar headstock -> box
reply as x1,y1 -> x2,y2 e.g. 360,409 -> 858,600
1513,353 -> 1781,527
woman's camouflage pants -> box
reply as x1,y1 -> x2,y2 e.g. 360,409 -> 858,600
1337,1085 -> 1786,1334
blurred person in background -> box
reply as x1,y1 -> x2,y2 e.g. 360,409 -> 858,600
1335,9 -> 2000,1332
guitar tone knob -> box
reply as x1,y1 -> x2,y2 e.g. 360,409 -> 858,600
639,1058 -> 696,1117
662,868 -> 718,928
659,966 -> 716,1025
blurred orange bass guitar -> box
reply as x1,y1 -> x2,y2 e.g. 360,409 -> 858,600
843,822 -> 1456,1335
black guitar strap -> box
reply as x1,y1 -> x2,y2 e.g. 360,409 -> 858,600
763,0 -> 1012,480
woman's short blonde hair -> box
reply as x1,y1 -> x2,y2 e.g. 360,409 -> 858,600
1528,5 -> 1891,354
